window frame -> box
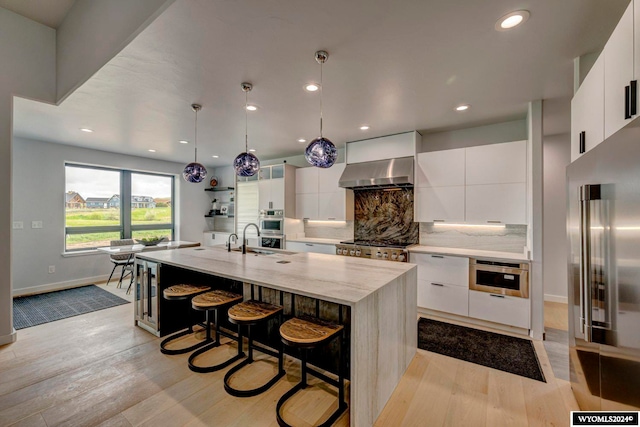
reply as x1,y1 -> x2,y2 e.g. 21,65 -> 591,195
64,163 -> 175,252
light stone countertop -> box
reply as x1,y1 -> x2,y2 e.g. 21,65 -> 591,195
409,245 -> 530,262
136,246 -> 415,305
286,237 -> 343,245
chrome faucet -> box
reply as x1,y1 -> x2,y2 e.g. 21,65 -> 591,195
242,223 -> 260,254
227,233 -> 238,252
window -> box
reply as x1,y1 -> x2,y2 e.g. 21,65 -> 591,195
65,164 -> 175,251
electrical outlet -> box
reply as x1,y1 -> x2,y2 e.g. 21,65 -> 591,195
32,221 -> 43,229
12,221 -> 23,229
48,265 -> 55,274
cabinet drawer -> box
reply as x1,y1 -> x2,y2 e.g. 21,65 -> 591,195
468,290 -> 530,329
411,253 -> 468,287
417,280 -> 468,316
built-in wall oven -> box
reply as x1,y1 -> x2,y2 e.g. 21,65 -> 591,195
259,209 -> 284,235
135,259 -> 160,336
469,258 -> 529,298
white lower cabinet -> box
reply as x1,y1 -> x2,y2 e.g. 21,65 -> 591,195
468,290 -> 530,329
413,253 -> 468,285
417,280 -> 468,317
286,241 -> 336,255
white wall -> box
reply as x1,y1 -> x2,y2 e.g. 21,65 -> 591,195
543,133 -> 571,302
11,137 -> 211,295
56,0 -> 175,102
421,119 -> 527,152
0,8 -> 56,345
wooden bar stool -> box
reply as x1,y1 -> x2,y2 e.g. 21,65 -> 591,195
160,284 -> 211,355
188,289 -> 245,373
276,304 -> 347,427
223,285 -> 286,397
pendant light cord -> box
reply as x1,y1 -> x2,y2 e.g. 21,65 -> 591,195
320,59 -> 323,138
245,90 -> 249,153
194,108 -> 198,162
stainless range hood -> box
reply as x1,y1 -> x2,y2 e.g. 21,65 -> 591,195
338,156 -> 414,189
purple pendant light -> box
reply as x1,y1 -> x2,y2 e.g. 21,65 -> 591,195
305,50 -> 337,168
234,82 -> 260,177
183,104 -> 208,183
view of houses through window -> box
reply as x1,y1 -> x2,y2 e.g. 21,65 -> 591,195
65,164 -> 174,251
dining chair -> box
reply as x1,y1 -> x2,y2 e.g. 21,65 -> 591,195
106,239 -> 135,290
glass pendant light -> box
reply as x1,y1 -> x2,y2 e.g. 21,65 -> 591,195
183,104 -> 208,183
305,50 -> 337,168
234,82 -> 260,177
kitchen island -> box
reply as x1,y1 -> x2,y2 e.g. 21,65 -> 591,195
136,246 -> 417,427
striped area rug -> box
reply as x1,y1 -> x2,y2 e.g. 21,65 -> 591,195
13,285 -> 129,330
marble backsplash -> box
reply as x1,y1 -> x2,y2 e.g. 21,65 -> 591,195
304,220 -> 354,240
419,222 -> 527,253
354,188 -> 419,244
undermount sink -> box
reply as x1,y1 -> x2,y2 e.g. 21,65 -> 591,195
230,247 -> 276,255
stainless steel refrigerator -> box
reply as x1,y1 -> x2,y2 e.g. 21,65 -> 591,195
568,122 -> 640,411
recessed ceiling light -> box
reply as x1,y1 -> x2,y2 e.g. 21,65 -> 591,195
179,140 -> 189,144
455,104 -> 470,111
297,138 -> 307,143
80,128 -> 94,133
360,125 -> 370,130
249,149 -> 256,152
496,10 -> 530,31
212,155 -> 219,158
245,105 -> 258,111
305,83 -> 320,92
148,149 -> 156,153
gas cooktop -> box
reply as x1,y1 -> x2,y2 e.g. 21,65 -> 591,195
339,240 -> 414,249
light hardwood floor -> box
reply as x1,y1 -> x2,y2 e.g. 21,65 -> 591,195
1,285 -> 578,426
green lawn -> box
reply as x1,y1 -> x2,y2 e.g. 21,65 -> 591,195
65,207 -> 173,250
65,207 -> 172,226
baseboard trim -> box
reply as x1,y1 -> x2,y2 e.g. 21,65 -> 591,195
12,275 -> 111,297
0,330 -> 17,346
544,294 -> 568,304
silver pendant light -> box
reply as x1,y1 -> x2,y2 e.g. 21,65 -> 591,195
234,82 -> 260,177
305,50 -> 337,168
183,104 -> 207,183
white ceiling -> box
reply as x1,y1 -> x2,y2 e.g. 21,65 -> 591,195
12,0 -> 628,168
0,0 -> 75,28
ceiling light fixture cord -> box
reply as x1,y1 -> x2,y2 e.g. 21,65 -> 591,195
320,57 -> 323,138
245,89 -> 249,153
194,106 -> 198,162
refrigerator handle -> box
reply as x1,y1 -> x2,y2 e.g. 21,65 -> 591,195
580,184 -> 601,342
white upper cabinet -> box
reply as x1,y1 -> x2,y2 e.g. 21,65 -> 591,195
295,163 -> 353,220
465,183 -> 527,225
465,140 -> 527,185
604,1 -> 635,140
415,186 -> 465,223
414,140 -> 528,225
295,167 -> 319,194
416,149 -> 465,187
571,55 -> 605,162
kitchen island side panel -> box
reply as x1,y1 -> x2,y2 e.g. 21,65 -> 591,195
351,267 -> 417,427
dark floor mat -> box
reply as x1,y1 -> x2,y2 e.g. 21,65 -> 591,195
418,318 -> 546,382
13,285 -> 129,329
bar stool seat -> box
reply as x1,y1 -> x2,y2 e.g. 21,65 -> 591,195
188,290 -> 245,373
276,315 -> 348,427
223,299 -> 285,397
160,284 -> 211,355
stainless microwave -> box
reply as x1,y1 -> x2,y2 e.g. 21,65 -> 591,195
469,258 -> 529,298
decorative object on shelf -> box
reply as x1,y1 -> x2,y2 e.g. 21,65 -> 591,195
305,50 -> 337,168
234,82 -> 260,177
183,104 -> 207,183
209,176 -> 218,187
